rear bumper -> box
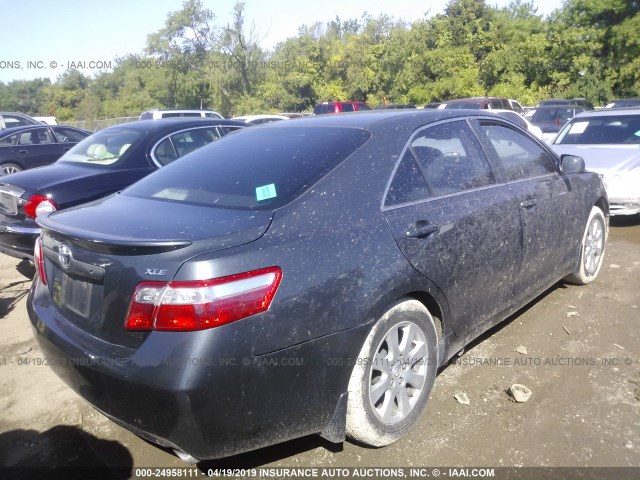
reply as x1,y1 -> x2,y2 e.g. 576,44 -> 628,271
0,224 -> 40,260
28,278 -> 364,460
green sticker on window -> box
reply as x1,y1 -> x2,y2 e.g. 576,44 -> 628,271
256,183 -> 277,201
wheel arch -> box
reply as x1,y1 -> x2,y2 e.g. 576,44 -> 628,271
594,196 -> 609,217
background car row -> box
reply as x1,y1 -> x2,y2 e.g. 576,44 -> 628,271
0,118 -> 246,260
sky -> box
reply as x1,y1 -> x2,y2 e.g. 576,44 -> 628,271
0,0 -> 565,84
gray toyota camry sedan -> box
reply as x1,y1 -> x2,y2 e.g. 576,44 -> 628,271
29,110 -> 608,462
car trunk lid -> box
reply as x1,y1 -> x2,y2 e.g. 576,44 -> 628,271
37,194 -> 274,348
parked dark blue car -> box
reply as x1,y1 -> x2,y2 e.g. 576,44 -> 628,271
0,124 -> 91,174
0,118 -> 245,260
29,110 -> 608,462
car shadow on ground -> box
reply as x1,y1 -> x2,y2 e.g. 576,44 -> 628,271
610,215 -> 640,228
0,278 -> 31,319
15,259 -> 35,280
196,435 -> 343,470
0,425 -> 133,479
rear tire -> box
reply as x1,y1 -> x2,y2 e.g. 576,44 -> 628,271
565,206 -> 607,285
346,299 -> 438,447
1,162 -> 22,175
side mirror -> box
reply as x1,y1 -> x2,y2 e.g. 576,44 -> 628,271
560,154 -> 585,174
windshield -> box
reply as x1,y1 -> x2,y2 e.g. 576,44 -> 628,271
125,126 -> 371,210
59,127 -> 144,166
554,115 -> 640,145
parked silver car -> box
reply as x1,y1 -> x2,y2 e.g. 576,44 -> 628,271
551,109 -> 640,216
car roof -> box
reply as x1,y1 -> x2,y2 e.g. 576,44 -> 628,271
572,108 -> 640,119
444,96 -> 507,103
102,118 -> 246,133
0,111 -> 36,117
0,124 -> 52,137
247,109 -> 502,131
234,114 -> 289,121
141,108 -> 219,113
530,105 -> 585,111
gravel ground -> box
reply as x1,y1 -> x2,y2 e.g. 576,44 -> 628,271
0,217 -> 638,479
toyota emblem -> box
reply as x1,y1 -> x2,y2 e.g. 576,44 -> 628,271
58,244 -> 72,269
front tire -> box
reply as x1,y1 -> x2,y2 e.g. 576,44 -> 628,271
565,206 -> 607,285
346,299 -> 438,447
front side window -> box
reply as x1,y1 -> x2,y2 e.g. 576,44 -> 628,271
410,121 -> 495,196
18,128 -> 54,145
479,122 -> 556,181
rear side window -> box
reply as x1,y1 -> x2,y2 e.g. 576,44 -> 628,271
18,128 -> 54,145
341,103 -> 355,112
0,133 -> 17,146
126,127 -> 371,210
479,122 -> 556,180
152,127 -> 222,167
385,151 -> 431,207
411,121 -> 495,196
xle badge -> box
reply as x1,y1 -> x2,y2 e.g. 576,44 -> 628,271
145,269 -> 168,276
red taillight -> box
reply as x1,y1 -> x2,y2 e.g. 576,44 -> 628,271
24,195 -> 58,219
125,267 -> 282,332
34,236 -> 47,285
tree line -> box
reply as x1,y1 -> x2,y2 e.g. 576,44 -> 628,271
0,0 -> 638,120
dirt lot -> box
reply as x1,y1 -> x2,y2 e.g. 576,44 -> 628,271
0,218 -> 639,478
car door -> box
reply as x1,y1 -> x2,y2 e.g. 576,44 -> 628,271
14,127 -> 62,168
383,119 -> 523,337
472,118 -> 581,297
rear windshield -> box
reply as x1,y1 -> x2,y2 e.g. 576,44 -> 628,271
495,111 -> 528,130
59,127 -> 144,166
554,115 -> 640,145
124,126 -> 371,210
444,101 -> 482,109
526,108 -> 576,123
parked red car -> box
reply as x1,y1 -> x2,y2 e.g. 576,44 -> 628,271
313,101 -> 371,115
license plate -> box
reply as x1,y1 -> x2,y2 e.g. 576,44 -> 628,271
58,273 -> 93,318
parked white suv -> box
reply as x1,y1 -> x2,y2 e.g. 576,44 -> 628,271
139,109 -> 223,120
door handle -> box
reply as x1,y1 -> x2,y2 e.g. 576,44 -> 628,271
18,149 -> 28,154
406,221 -> 439,238
520,199 -> 537,209
62,147 -> 72,151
